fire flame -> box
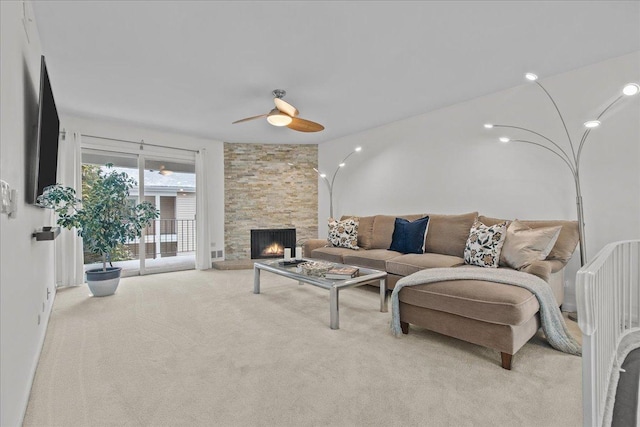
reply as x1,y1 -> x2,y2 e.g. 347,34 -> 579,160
262,242 -> 284,256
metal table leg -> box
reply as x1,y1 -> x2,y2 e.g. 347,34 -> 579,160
380,278 -> 388,312
330,286 -> 339,329
253,265 -> 261,294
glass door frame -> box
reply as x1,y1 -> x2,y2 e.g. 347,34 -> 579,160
80,145 -> 197,276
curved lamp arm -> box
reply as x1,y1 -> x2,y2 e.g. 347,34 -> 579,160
315,148 -> 362,219
577,94 -> 625,166
509,139 -> 578,177
313,167 -> 332,192
493,124 -> 573,165
535,81 -> 578,163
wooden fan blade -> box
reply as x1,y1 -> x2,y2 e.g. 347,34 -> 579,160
287,117 -> 324,132
232,113 -> 268,124
274,98 -> 299,117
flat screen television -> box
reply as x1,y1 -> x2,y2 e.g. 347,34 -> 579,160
30,55 -> 60,204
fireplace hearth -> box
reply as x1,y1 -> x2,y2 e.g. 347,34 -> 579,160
251,228 -> 296,259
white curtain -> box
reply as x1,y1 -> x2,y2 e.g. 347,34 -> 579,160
55,131 -> 84,286
195,148 -> 211,270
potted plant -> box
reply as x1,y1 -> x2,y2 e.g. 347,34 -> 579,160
37,164 -> 158,296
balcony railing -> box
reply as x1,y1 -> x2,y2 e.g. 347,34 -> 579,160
128,219 -> 196,258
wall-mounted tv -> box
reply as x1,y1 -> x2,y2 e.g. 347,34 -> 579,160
29,55 -> 60,204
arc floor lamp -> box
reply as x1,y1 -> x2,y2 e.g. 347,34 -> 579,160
485,74 -> 639,266
314,147 -> 362,219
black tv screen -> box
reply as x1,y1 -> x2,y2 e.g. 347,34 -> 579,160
32,55 -> 60,203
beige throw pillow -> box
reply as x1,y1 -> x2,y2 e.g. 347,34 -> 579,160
500,220 -> 562,269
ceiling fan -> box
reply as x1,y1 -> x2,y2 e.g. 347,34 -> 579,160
232,89 -> 324,132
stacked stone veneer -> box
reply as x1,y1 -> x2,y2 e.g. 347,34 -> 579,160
224,143 -> 318,260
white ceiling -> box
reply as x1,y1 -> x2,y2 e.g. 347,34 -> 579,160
32,1 -> 640,145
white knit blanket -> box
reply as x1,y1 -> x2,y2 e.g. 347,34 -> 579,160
391,267 -> 582,356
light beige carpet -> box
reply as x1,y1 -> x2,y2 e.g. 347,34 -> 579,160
24,269 -> 583,426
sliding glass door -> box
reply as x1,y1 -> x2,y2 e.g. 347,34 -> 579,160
81,149 -> 196,276
140,157 -> 196,274
81,150 -> 141,276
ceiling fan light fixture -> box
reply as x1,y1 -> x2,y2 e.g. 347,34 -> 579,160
267,109 -> 293,126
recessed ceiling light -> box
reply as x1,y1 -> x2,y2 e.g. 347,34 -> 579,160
338,163 -> 345,168
622,83 -> 640,96
525,73 -> 538,81
355,147 -> 362,152
484,123 -> 494,129
499,137 -> 510,143
320,173 -> 326,178
583,120 -> 601,128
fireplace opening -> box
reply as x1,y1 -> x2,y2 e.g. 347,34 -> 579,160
251,228 -> 296,259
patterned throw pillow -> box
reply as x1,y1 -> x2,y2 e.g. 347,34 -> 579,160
328,217 -> 359,250
464,220 -> 508,268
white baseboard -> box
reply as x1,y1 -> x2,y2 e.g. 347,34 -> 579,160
17,288 -> 56,426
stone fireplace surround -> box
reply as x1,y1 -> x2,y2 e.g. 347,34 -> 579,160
224,143 -> 318,261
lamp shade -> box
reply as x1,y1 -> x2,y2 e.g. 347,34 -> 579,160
623,83 -> 640,96
267,109 -> 293,126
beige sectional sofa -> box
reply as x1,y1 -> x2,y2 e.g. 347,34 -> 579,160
303,212 -> 580,369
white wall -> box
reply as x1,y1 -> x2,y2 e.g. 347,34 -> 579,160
0,2 -> 56,426
318,52 -> 640,311
61,115 -> 225,262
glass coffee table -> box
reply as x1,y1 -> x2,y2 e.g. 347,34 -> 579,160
253,259 -> 388,329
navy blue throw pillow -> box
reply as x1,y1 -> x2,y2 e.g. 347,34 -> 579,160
389,216 -> 430,254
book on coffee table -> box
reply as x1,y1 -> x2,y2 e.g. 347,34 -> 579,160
325,266 -> 359,279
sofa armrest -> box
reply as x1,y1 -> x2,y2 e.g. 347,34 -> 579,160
303,239 -> 328,257
520,260 -> 553,282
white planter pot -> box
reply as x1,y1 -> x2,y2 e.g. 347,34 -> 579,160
86,267 -> 122,297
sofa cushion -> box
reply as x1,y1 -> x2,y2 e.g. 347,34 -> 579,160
389,216 -> 430,254
478,216 -> 579,263
386,253 -> 464,277
463,220 -> 508,268
341,215 -> 375,250
343,249 -> 403,271
310,247 -> 355,264
398,279 -> 540,326
370,214 -> 426,249
327,217 -> 359,249
424,212 -> 479,257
